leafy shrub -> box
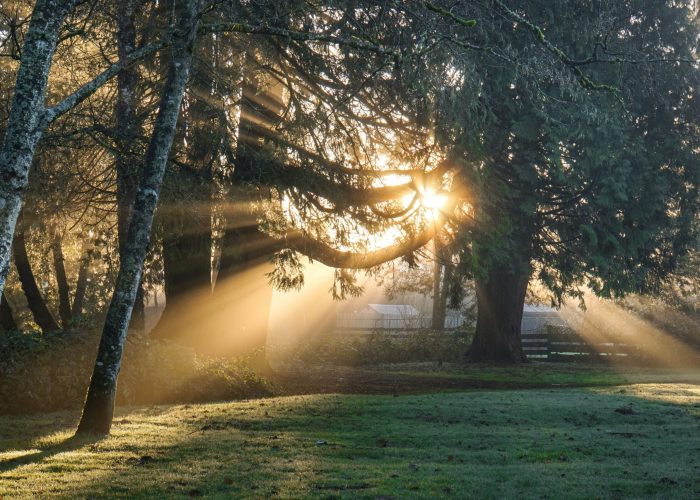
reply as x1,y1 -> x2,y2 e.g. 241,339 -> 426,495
0,329 -> 272,415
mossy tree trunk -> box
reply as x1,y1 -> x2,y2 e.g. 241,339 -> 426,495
114,0 -> 146,335
0,0 -> 76,298
77,0 -> 199,436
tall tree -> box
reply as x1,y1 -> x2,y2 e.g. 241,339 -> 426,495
436,0 -> 700,362
114,0 -> 150,334
0,0 -> 77,298
77,0 -> 200,436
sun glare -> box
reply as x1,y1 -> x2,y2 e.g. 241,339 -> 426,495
420,188 -> 448,211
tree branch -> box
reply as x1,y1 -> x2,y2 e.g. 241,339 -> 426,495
44,39 -> 166,124
200,22 -> 400,58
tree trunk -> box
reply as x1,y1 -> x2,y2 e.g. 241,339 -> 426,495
77,0 -> 198,436
0,0 -> 76,298
437,261 -> 452,329
467,266 -> 530,363
431,239 -> 451,330
0,293 -> 17,333
13,219 -> 60,333
204,76 -> 284,369
209,218 -> 275,368
51,233 -> 72,327
115,0 -> 147,336
72,245 -> 91,317
431,258 -> 445,330
150,223 -> 211,340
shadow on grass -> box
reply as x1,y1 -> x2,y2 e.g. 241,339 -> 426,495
2,382 -> 699,498
0,433 -> 102,473
55,385 -> 700,498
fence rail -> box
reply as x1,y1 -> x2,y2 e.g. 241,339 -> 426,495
522,327 -> 641,362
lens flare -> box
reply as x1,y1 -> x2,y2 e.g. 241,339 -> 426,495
420,189 -> 448,210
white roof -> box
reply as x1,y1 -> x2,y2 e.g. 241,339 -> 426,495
367,304 -> 420,316
523,304 -> 560,315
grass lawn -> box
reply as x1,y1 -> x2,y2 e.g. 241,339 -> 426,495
379,362 -> 700,386
1,381 -> 699,498
273,362 -> 700,395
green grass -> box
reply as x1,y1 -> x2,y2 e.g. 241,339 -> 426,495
379,361 -> 700,386
2,383 -> 700,498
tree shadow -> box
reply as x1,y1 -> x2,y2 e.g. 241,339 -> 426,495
0,433 -> 101,473
3,382 -> 700,497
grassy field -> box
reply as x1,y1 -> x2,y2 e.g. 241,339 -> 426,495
2,379 -> 700,498
379,362 -> 700,386
272,362 -> 700,395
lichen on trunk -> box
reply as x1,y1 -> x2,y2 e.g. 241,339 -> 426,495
0,0 -> 77,298
77,0 -> 200,436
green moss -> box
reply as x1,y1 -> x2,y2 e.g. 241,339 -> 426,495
423,1 -> 477,28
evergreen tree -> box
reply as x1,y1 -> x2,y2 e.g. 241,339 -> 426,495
433,0 -> 700,361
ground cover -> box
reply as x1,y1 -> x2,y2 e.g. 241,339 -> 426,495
2,379 -> 699,498
272,362 -> 700,395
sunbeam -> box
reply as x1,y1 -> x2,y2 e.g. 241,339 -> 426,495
560,294 -> 700,368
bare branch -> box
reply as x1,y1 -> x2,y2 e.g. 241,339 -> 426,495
44,39 -> 166,124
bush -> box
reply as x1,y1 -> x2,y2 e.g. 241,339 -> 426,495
280,329 -> 472,367
0,329 -> 272,415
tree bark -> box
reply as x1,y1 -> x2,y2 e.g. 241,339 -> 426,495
72,245 -> 91,317
437,261 -> 452,329
205,77 -> 283,368
13,218 -> 60,333
51,233 -> 72,327
431,239 -> 444,330
77,0 -> 198,436
150,221 -> 211,340
115,0 -> 146,336
0,0 -> 76,298
0,293 -> 17,333
467,266 -> 530,363
210,217 -> 275,366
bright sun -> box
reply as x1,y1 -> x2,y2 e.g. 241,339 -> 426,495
420,188 -> 448,211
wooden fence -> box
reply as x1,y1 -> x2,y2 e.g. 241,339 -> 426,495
522,326 -> 639,363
